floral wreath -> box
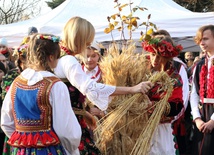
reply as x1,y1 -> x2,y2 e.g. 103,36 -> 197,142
36,35 -> 60,43
142,38 -> 183,58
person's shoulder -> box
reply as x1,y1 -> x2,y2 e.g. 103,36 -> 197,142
51,77 -> 69,91
59,55 -> 79,63
195,57 -> 205,67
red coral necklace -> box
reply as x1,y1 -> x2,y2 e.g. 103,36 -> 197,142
200,57 -> 214,103
60,45 -> 73,55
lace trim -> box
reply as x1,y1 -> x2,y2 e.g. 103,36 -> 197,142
86,82 -> 115,110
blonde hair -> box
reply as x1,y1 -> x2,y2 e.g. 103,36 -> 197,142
62,16 -> 95,55
194,25 -> 214,45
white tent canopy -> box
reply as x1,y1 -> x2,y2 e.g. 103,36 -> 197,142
0,0 -> 214,52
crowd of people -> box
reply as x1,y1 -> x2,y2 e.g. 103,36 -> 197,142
0,16 -> 213,155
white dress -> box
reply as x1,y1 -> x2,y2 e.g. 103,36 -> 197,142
149,123 -> 176,155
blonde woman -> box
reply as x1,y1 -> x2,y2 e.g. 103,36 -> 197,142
54,16 -> 153,154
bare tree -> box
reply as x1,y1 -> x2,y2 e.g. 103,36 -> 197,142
0,0 -> 41,25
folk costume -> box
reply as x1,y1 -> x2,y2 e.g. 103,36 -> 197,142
1,69 -> 19,155
142,37 -> 184,155
1,68 -> 81,155
172,58 -> 190,154
148,61 -> 184,155
54,47 -> 114,155
190,55 -> 214,155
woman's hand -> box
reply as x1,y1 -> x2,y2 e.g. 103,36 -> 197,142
89,107 -> 105,118
83,111 -> 97,130
132,81 -> 153,94
112,81 -> 153,95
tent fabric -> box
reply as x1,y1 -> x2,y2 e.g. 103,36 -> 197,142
0,0 -> 213,51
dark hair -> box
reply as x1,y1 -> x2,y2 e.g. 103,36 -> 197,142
153,35 -> 174,45
152,29 -> 171,37
27,33 -> 60,72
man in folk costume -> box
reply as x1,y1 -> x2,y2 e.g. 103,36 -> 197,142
190,25 -> 214,155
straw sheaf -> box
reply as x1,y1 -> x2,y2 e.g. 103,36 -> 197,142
95,43 -> 174,155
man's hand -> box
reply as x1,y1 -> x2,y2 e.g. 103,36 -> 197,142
195,118 -> 205,132
201,120 -> 214,133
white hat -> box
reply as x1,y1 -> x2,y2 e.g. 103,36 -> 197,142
91,41 -> 100,51
0,38 -> 8,47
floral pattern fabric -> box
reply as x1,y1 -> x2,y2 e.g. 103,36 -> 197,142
64,82 -> 101,155
1,69 -> 19,155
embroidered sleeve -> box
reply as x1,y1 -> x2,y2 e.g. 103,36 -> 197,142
54,55 -> 116,111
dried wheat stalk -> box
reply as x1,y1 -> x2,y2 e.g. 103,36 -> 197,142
95,43 -> 174,155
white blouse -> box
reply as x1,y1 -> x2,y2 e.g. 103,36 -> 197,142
83,65 -> 101,82
54,55 -> 116,111
1,68 -> 81,155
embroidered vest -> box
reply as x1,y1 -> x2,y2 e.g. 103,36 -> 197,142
8,76 -> 60,147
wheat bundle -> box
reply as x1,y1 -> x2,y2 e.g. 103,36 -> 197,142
95,43 -> 174,155
130,72 -> 174,155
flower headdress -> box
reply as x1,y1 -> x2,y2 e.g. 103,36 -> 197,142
142,38 -> 183,58
13,44 -> 28,58
36,35 -> 60,43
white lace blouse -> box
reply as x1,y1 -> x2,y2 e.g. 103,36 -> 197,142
54,55 -> 116,111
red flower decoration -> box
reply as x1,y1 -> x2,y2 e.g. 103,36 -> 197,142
85,138 -> 90,143
142,38 -> 183,58
167,44 -> 174,52
6,86 -> 10,92
158,45 -> 165,53
78,141 -> 84,151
